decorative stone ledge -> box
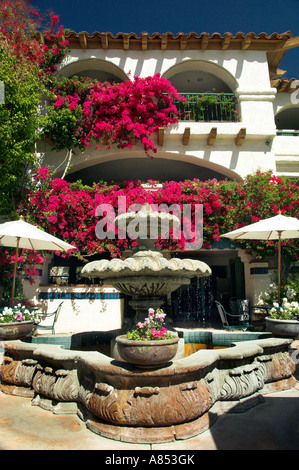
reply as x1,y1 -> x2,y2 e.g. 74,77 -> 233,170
0,337 -> 296,444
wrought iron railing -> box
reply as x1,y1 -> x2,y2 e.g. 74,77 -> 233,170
174,92 -> 240,122
276,130 -> 299,136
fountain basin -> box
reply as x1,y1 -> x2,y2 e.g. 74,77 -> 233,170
81,250 -> 211,297
0,336 -> 295,443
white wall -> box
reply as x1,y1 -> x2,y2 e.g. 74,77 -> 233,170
34,286 -> 124,334
38,47 -> 282,181
272,94 -> 299,177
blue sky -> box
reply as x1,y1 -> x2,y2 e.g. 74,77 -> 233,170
33,0 -> 299,78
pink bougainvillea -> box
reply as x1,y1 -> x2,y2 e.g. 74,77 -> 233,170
44,73 -> 184,157
0,1 -> 69,75
14,168 -> 299,261
1,169 -> 298,297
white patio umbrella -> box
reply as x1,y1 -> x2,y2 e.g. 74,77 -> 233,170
0,217 -> 76,305
221,213 -> 299,304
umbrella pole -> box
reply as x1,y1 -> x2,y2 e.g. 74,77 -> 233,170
278,231 -> 282,305
11,237 -> 20,307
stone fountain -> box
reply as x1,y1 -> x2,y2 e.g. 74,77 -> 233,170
81,204 -> 211,328
0,205 -> 297,444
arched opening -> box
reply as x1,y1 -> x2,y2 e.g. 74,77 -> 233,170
57,58 -> 128,83
65,155 -> 241,184
163,59 -> 238,92
163,60 -> 239,122
275,106 -> 299,133
166,69 -> 232,94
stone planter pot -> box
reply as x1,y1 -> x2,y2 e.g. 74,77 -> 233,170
0,321 -> 35,340
266,317 -> 299,338
115,334 -> 179,368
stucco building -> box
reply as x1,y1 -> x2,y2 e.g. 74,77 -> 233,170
29,30 -> 299,333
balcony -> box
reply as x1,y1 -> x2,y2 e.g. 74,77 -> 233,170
174,93 -> 240,122
276,130 -> 299,136
274,130 -> 299,178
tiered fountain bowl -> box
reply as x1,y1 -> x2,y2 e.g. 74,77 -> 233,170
81,204 -> 212,326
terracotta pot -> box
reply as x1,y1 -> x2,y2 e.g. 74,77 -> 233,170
0,321 -> 35,340
115,334 -> 179,368
266,317 -> 299,338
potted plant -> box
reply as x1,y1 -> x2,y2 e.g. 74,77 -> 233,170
0,303 -> 38,340
115,308 -> 179,368
266,298 -> 299,338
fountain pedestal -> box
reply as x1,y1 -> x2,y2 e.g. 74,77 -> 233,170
82,205 -> 211,330
128,297 -> 163,324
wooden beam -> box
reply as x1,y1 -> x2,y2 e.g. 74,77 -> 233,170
200,33 -> 209,50
123,33 -> 129,50
272,35 -> 299,52
141,32 -> 148,50
276,68 -> 287,77
79,32 -> 87,49
242,33 -> 252,50
182,127 -> 191,146
235,128 -> 246,146
35,31 -> 44,44
129,131 -> 136,145
158,127 -> 164,146
221,33 -> 232,50
161,33 -> 168,50
207,128 -> 217,146
180,34 -> 187,50
101,33 -> 108,49
279,80 -> 290,92
56,34 -> 66,49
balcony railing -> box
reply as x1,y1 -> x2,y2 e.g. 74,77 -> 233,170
276,130 -> 299,136
174,93 -> 240,122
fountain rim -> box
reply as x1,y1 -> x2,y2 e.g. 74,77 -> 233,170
1,336 -> 292,377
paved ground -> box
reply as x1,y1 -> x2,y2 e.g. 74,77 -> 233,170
0,374 -> 298,451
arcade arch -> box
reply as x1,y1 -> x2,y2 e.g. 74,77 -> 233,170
275,105 -> 299,130
162,60 -> 239,93
56,58 -> 128,83
65,152 -> 242,184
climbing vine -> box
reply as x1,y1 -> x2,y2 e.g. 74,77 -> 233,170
40,73 -> 184,177
0,0 -> 69,214
14,169 -> 299,263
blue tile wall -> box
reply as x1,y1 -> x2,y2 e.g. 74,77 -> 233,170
183,330 -> 272,346
23,330 -> 119,349
183,330 -> 212,344
38,292 -> 124,300
23,330 -> 273,351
